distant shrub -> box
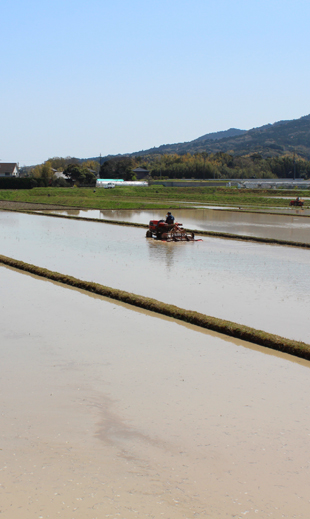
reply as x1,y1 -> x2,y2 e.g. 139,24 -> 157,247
52,177 -> 70,187
0,177 -> 37,189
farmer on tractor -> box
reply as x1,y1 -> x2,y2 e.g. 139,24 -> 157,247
146,212 -> 195,241
165,212 -> 175,224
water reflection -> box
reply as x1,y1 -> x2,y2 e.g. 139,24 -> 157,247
2,266 -> 310,518
1,211 -> 310,343
38,207 -> 310,243
65,209 -> 80,216
146,239 -> 194,271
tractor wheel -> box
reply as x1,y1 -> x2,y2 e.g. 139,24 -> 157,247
146,230 -> 152,238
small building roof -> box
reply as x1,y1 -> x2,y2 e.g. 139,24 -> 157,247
0,163 -> 18,174
133,167 -> 149,173
53,171 -> 67,179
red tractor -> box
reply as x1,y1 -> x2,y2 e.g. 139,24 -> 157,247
146,220 -> 195,241
289,198 -> 304,207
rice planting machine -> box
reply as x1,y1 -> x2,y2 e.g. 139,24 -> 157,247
146,220 -> 195,242
289,198 -> 304,207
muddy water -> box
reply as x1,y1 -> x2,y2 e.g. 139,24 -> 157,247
38,207 -> 310,243
0,211 -> 309,343
1,265 -> 310,519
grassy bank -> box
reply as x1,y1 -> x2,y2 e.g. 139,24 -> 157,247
1,186 -> 310,211
1,254 -> 309,361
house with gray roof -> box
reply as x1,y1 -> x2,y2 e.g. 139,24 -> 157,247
0,163 -> 19,177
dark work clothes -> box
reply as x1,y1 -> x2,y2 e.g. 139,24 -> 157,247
166,214 -> 175,224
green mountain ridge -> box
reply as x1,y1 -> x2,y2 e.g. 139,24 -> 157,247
31,115 -> 310,181
126,114 -> 310,159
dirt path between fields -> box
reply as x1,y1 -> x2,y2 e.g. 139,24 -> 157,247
0,200 -> 74,211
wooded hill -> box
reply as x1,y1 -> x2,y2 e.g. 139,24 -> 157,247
24,114 -> 310,182
129,114 -> 310,159
85,114 -> 310,180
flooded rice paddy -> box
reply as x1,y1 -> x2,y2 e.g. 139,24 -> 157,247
0,211 -> 309,343
1,266 -> 310,519
39,207 -> 310,243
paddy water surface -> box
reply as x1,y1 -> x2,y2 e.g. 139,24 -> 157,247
1,266 -> 310,519
38,207 -> 310,243
0,211 -> 309,343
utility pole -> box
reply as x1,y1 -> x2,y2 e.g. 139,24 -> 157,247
293,152 -> 296,181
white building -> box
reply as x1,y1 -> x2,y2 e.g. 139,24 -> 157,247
96,179 -> 148,187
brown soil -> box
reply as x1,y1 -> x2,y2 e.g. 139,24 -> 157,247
0,200 -> 73,211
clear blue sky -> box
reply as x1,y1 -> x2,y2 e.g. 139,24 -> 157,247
1,0 -> 310,166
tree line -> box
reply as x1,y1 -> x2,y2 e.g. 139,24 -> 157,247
29,157 -> 99,186
27,152 -> 310,185
99,152 -> 310,180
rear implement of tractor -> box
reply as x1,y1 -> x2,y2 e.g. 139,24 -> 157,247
146,220 -> 195,242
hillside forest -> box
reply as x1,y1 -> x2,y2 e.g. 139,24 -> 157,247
25,152 -> 310,185
99,152 -> 310,181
